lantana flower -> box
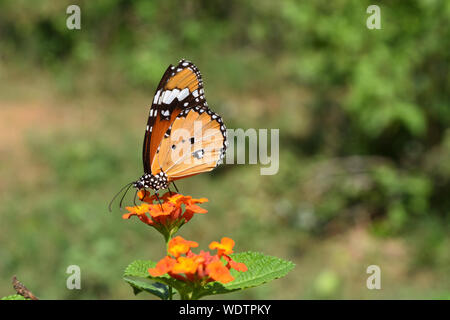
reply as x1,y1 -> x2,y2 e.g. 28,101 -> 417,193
210,237 -> 248,272
149,236 -> 247,285
122,191 -> 208,240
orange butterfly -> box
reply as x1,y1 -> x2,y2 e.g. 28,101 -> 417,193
110,59 -> 227,209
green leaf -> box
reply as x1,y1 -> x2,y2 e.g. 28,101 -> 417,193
123,259 -> 180,287
196,251 -> 295,298
123,277 -> 170,300
124,260 -> 172,300
227,252 -> 295,289
1,294 -> 29,300
124,259 -> 158,278
123,260 -> 191,299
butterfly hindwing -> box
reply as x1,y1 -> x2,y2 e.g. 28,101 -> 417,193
150,106 -> 227,180
142,60 -> 206,174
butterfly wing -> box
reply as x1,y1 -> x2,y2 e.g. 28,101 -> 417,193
150,106 -> 227,180
143,59 -> 206,173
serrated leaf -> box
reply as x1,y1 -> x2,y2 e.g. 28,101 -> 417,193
1,294 -> 29,300
196,251 -> 295,298
124,260 -> 178,287
123,260 -> 173,299
225,251 -> 295,290
123,277 -> 170,300
123,260 -> 191,298
124,259 -> 158,278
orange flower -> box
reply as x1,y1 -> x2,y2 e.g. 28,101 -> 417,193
206,261 -> 234,284
209,237 -> 235,256
148,236 -> 247,285
168,236 -> 198,258
210,237 -> 248,272
224,256 -> 248,272
122,191 -> 208,239
148,256 -> 176,277
172,257 -> 200,275
123,204 -> 153,225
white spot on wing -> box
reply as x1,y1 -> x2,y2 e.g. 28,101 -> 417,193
163,89 -> 180,104
153,90 -> 161,104
193,149 -> 205,159
178,88 -> 189,101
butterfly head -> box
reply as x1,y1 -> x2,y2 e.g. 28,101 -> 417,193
133,172 -> 169,191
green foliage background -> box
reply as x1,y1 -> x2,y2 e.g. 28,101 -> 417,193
0,0 -> 449,299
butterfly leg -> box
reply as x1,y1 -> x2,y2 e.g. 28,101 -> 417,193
155,193 -> 163,210
172,181 -> 180,193
133,189 -> 139,207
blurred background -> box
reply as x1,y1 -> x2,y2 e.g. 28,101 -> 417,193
0,0 -> 449,299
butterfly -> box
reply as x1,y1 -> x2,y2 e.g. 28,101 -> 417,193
110,59 -> 227,210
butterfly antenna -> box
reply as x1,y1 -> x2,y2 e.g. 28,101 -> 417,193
119,183 -> 134,209
108,182 -> 133,212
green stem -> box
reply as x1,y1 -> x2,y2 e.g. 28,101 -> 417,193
164,232 -> 174,300
168,286 -> 173,300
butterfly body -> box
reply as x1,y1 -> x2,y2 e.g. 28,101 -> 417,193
132,59 -> 227,193
133,172 -> 168,191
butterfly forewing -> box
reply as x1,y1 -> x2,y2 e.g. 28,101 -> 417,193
142,59 -> 206,174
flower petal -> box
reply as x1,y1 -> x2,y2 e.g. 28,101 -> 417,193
172,257 -> 199,275
148,256 -> 176,277
185,204 -> 208,214
227,258 -> 248,272
209,237 -> 235,256
206,261 -> 234,284
168,236 -> 199,258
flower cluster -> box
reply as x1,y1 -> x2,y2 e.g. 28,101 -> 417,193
122,191 -> 208,239
149,236 -> 247,284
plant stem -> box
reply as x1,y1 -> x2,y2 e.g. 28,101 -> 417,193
168,286 -> 173,300
164,233 -> 173,300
